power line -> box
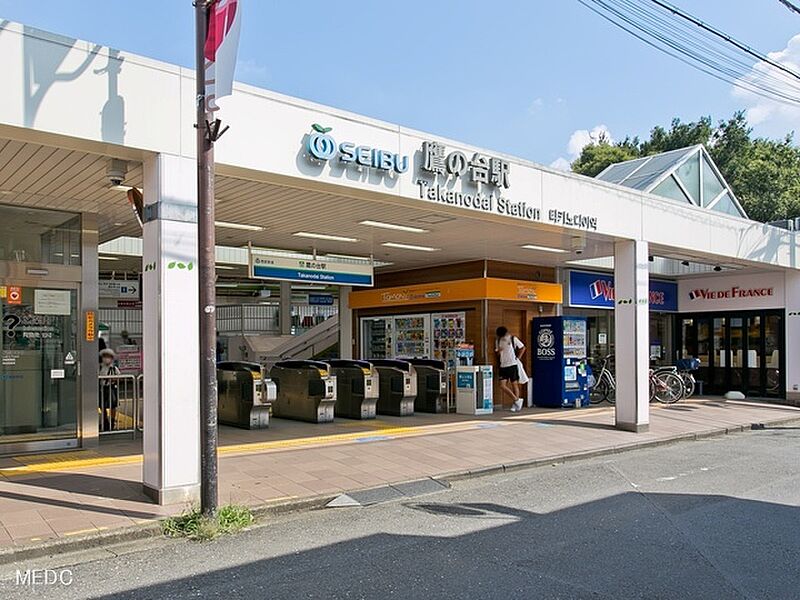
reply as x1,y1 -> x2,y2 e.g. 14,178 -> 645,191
577,0 -> 800,107
649,0 -> 800,82
777,0 -> 800,16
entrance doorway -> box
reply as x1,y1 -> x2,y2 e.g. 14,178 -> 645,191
679,311 -> 783,398
1,284 -> 80,453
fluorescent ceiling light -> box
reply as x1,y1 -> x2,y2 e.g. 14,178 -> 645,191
359,220 -> 428,234
216,265 -> 236,270
99,255 -> 120,261
521,244 -> 569,253
325,253 -> 372,261
215,220 -> 265,232
293,231 -> 358,243
111,185 -> 143,193
382,242 -> 439,252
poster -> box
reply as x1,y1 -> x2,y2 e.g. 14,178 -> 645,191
34,289 -> 71,315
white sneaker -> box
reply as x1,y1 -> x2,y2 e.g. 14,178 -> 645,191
509,403 -> 518,412
513,398 -> 524,412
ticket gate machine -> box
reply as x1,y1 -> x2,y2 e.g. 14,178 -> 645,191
269,360 -> 337,423
406,358 -> 448,413
217,361 -> 274,429
326,359 -> 379,420
371,359 -> 417,417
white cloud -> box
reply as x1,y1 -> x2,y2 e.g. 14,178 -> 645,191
733,34 -> 800,138
549,157 -> 572,171
550,124 -> 614,171
527,97 -> 544,115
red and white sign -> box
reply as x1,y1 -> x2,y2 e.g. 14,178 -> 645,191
8,286 -> 22,305
204,0 -> 242,111
678,272 -> 785,312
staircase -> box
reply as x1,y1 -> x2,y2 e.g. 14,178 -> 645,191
228,315 -> 340,367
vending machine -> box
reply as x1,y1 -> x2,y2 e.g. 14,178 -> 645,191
531,316 -> 589,408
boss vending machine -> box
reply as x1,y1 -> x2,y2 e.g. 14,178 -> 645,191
531,316 -> 589,408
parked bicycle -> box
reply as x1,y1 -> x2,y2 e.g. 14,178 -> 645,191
648,368 -> 684,404
590,354 -> 684,404
589,354 -> 616,404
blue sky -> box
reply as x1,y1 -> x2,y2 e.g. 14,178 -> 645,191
1,0 -> 798,168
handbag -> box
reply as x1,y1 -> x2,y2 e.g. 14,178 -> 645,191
516,358 -> 529,385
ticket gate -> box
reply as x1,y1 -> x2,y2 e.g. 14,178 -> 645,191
406,359 -> 448,413
269,360 -> 337,423
326,359 -> 379,420
371,359 -> 417,417
217,361 -> 275,429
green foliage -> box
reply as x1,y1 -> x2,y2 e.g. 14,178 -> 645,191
162,504 -> 255,541
570,111 -> 800,222
570,143 -> 638,178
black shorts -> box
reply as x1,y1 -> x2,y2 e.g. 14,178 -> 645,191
499,365 -> 519,382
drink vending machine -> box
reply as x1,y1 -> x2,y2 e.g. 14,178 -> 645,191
531,316 -> 590,408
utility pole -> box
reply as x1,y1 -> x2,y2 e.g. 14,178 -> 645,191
195,0 -> 218,517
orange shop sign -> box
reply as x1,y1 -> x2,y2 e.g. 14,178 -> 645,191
85,311 -> 96,342
349,278 -> 563,309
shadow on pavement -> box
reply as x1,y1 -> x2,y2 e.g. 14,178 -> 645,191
92,492 -> 800,599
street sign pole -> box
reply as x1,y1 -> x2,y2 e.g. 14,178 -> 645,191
195,0 -> 218,517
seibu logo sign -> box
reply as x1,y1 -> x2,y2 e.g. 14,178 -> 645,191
688,286 -> 774,301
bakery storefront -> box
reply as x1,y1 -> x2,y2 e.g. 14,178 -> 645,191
564,269 -> 679,367
677,272 -> 785,399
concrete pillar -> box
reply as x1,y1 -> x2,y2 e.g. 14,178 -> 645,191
339,286 -> 353,359
79,213 -> 99,448
142,154 -> 200,504
786,270 -> 800,404
614,239 -> 650,432
280,281 -> 292,335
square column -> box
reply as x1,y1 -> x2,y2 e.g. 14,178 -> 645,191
614,240 -> 650,432
786,270 -> 800,405
142,154 -> 200,504
339,286 -> 353,359
280,281 -> 292,335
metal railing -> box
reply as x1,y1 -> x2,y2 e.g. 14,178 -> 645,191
217,304 -> 280,334
98,373 -> 139,439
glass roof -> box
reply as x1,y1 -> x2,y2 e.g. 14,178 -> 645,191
595,145 -> 747,219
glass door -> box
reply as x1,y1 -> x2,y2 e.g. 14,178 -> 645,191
1,285 -> 79,451
711,317 -> 727,392
764,314 -> 782,398
745,315 -> 763,396
729,317 -> 745,390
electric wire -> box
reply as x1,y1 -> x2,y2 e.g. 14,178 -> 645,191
577,0 -> 800,107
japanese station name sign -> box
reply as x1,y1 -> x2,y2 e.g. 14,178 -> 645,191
416,140 -> 598,230
249,253 -> 374,287
302,125 -> 599,231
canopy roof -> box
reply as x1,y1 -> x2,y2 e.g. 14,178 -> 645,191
595,145 -> 747,219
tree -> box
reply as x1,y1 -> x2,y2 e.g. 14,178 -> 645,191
570,112 -> 800,222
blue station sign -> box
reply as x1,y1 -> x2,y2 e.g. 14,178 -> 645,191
250,254 -> 373,287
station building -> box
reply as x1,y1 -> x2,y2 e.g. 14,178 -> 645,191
0,22 -> 798,503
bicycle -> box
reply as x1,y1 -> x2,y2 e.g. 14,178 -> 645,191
589,354 -> 616,404
649,369 -> 685,404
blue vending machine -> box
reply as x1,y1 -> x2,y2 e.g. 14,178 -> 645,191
531,316 -> 590,408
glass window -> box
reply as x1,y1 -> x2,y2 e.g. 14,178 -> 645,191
701,157 -> 725,206
710,193 -> 744,217
652,174 -> 692,204
675,154 -> 700,204
0,205 -> 81,266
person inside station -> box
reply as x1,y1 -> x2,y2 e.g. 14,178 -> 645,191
120,330 -> 136,346
99,348 -> 120,432
495,325 -> 526,412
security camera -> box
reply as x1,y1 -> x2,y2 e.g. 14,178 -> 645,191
571,236 -> 586,255
107,159 -> 128,187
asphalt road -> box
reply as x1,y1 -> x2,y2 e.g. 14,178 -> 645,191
2,425 -> 799,600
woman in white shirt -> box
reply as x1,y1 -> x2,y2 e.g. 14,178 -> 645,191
495,326 -> 526,412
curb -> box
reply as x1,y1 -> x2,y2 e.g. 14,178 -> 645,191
2,413 -> 798,566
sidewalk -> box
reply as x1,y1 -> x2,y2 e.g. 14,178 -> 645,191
0,399 -> 798,554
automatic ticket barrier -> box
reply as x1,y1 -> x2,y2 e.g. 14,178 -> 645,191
371,359 -> 417,417
406,359 -> 448,413
326,359 -> 379,420
217,361 -> 274,429
269,360 -> 337,423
